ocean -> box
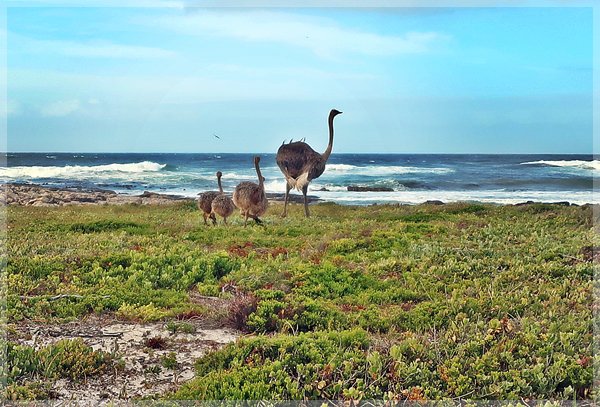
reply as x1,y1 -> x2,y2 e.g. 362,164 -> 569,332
1,153 -> 597,205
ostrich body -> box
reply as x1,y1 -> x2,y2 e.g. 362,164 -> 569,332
211,194 -> 235,225
276,109 -> 342,217
197,171 -> 223,225
232,156 -> 269,227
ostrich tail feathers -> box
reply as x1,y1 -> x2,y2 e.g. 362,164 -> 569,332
286,172 -> 310,191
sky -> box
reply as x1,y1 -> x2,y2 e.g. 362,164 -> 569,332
3,4 -> 595,153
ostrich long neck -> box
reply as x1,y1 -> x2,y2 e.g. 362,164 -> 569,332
322,113 -> 335,161
255,162 -> 264,190
217,176 -> 223,193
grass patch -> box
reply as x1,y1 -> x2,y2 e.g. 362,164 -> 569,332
5,201 -> 595,400
68,220 -> 149,234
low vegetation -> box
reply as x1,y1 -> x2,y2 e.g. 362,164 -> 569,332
3,200 -> 596,401
3,338 -> 116,400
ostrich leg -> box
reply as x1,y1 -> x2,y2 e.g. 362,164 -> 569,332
302,185 -> 310,217
282,183 -> 291,218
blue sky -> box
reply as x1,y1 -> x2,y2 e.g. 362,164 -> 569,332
4,5 -> 594,153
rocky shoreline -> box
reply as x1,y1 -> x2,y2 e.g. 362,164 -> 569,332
0,183 -> 321,207
1,183 -> 592,208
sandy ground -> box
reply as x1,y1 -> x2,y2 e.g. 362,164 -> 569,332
9,315 -> 239,405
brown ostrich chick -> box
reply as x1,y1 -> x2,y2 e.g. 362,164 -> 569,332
232,156 -> 269,227
211,188 -> 235,226
197,171 -> 223,226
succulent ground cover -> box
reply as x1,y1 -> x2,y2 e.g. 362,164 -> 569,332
2,201 -> 596,401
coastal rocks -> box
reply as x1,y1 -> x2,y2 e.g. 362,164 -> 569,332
265,192 -> 320,203
1,183 -> 319,207
347,185 -> 394,192
1,183 -> 191,207
514,200 -> 575,207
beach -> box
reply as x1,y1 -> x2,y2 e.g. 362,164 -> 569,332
4,195 -> 595,402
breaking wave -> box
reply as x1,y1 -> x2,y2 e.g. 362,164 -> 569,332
520,160 -> 600,171
0,161 -> 167,179
326,164 -> 454,175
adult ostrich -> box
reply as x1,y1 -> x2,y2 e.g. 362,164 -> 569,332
276,109 -> 342,217
197,171 -> 223,226
232,156 -> 269,227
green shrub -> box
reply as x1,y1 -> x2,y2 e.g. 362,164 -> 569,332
5,338 -> 113,399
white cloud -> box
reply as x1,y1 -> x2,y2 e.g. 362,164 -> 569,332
149,10 -> 449,57
8,100 -> 21,116
41,99 -> 81,117
12,65 -> 386,105
10,33 -> 176,59
0,100 -> 22,118
56,40 -> 177,59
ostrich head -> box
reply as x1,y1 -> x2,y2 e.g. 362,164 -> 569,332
330,109 -> 343,117
216,171 -> 222,178
254,156 -> 261,165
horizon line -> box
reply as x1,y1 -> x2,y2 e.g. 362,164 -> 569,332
2,151 -> 597,156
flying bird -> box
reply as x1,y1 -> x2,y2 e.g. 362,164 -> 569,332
213,133 -> 221,140
276,108 -> 342,217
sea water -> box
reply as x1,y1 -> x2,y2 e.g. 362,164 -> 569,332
1,153 -> 597,205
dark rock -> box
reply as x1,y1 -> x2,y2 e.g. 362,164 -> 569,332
74,196 -> 96,203
514,201 -> 536,206
138,191 -> 185,200
424,200 -> 445,205
265,193 -> 321,203
347,185 -> 394,192
551,201 -> 571,206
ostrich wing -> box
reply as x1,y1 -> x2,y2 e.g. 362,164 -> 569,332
276,142 -> 326,190
250,185 -> 265,203
276,142 -> 319,179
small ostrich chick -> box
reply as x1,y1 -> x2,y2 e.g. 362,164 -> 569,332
197,171 -> 223,225
211,192 -> 235,225
232,156 -> 269,227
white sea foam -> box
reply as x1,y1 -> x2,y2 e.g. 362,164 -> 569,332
313,189 -> 597,205
135,187 -> 597,206
220,172 -> 258,181
263,179 -> 288,192
520,160 -> 600,171
326,164 -> 453,175
0,161 -> 166,179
